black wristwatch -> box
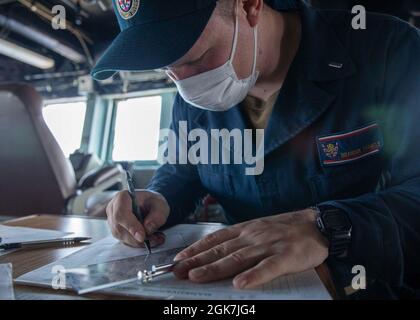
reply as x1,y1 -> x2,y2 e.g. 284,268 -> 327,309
313,205 -> 352,257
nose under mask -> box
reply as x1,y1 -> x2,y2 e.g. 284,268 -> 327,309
169,3 -> 259,112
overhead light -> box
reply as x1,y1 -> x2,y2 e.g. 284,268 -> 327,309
0,15 -> 86,64
0,38 -> 55,69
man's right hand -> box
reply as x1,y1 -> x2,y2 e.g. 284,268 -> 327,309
106,190 -> 170,248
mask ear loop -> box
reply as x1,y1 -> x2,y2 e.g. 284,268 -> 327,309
251,24 -> 258,74
229,0 -> 258,75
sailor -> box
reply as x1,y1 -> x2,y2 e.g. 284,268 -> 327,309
92,0 -> 420,298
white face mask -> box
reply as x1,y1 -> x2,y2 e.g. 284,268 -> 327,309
168,2 -> 259,112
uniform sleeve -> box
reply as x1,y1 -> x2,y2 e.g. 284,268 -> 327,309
147,94 -> 207,227
320,23 -> 420,292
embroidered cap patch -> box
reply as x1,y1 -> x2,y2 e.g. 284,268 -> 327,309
317,123 -> 382,166
116,0 -> 140,20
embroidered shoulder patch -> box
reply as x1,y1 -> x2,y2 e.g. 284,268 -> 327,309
316,123 -> 382,166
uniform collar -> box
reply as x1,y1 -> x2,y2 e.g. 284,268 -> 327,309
298,0 -> 356,82
262,0 -> 357,155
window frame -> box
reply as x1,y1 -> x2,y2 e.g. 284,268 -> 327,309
104,88 -> 176,168
42,97 -> 88,157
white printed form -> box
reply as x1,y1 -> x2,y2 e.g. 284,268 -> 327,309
0,263 -> 15,300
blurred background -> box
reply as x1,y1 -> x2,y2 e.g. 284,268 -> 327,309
0,0 -> 418,219
0,0 -> 418,99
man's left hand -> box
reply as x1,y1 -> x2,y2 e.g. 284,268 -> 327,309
172,208 -> 329,289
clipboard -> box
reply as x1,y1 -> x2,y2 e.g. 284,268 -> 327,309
64,247 -> 184,295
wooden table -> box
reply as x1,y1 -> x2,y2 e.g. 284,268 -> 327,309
0,214 -> 338,300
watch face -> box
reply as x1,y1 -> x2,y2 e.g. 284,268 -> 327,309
323,209 -> 352,231
333,229 -> 352,240
318,207 -> 352,257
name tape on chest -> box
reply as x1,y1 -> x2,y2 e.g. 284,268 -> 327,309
316,123 -> 382,167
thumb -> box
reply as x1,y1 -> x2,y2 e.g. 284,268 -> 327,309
143,207 -> 168,235
137,192 -> 169,235
136,190 -> 169,235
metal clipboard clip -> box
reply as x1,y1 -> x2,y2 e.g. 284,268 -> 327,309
138,262 -> 178,283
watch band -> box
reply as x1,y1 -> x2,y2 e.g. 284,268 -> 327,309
313,206 -> 352,257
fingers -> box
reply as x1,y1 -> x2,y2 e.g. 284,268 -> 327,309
106,190 -> 170,247
142,206 -> 168,235
174,227 -> 240,261
181,244 -> 270,284
110,223 -> 143,248
148,231 -> 166,248
233,255 -> 287,289
119,228 -> 145,247
137,191 -> 169,235
106,191 -> 145,243
110,222 -> 166,248
117,208 -> 147,243
173,237 -> 246,279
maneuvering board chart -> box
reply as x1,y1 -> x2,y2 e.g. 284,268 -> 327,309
64,247 -> 184,294
15,224 -> 332,300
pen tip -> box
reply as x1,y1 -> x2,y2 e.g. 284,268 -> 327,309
145,241 -> 152,254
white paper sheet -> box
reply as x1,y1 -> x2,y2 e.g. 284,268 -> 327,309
0,225 -> 71,256
15,224 -> 221,284
108,269 -> 331,300
0,263 -> 15,300
15,224 -> 331,300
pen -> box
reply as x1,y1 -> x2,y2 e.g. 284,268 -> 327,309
126,171 -> 152,254
0,237 -> 91,250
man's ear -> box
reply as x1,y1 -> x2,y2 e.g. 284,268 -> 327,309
242,0 -> 263,27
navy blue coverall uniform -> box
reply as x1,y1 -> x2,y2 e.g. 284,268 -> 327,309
148,0 -> 420,298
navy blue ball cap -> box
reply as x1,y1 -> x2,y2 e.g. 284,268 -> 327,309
91,0 -> 217,81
